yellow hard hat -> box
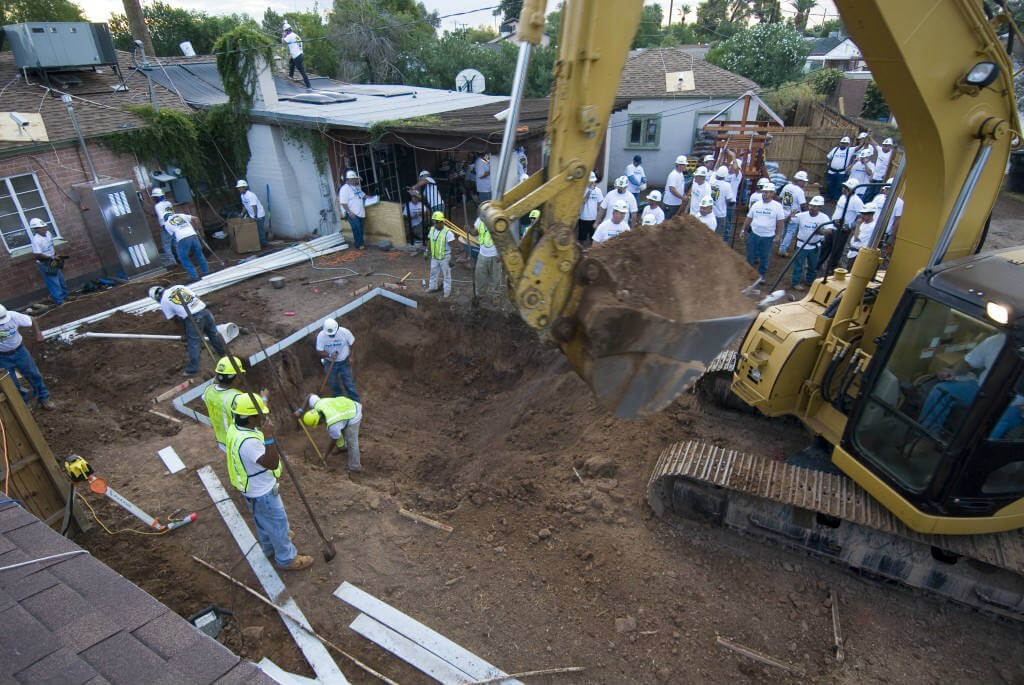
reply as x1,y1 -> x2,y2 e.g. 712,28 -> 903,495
431,211 -> 445,221
528,209 -> 540,220
231,393 -> 268,417
215,356 -> 246,376
302,409 -> 321,427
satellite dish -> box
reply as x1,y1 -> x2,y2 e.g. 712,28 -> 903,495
455,68 -> 486,94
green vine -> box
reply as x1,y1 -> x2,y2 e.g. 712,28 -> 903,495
367,115 -> 442,143
213,27 -> 275,112
282,126 -> 327,175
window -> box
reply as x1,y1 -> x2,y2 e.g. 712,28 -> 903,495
627,115 -> 661,149
0,173 -> 59,254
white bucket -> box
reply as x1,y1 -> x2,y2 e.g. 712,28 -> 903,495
217,322 -> 239,343
179,41 -> 196,57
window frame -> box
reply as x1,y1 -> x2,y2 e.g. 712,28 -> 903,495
626,115 -> 661,150
0,172 -> 60,256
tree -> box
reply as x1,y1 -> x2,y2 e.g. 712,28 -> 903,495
121,0 -> 154,58
463,26 -> 498,43
327,0 -> 437,83
110,2 -> 257,56
545,5 -> 562,43
695,0 -> 748,40
633,4 -> 666,49
662,22 -> 698,46
751,0 -> 782,23
790,0 -> 817,33
706,22 -> 810,88
0,0 -> 84,24
494,0 -> 522,26
861,80 -> 890,120
811,17 -> 844,37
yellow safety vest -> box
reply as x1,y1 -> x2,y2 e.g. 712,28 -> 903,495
313,396 -> 358,429
429,227 -> 451,260
474,219 -> 493,248
225,423 -> 281,494
203,385 -> 241,447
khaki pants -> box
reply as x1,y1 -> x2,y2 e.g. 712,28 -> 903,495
474,253 -> 503,306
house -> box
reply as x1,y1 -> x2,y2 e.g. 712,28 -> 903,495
804,35 -> 865,72
610,48 -> 759,186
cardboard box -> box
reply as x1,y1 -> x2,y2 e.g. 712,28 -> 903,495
226,217 -> 260,254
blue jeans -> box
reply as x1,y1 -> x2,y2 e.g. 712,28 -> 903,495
176,235 -> 208,280
244,486 -> 297,566
722,204 -> 735,243
826,171 -> 845,201
0,345 -> 49,403
183,308 -> 226,374
348,215 -> 364,248
779,220 -> 798,254
255,216 -> 267,247
745,233 -> 773,276
991,401 -> 1024,440
664,204 -> 681,220
326,358 -> 360,402
919,380 -> 979,432
791,247 -> 819,286
36,262 -> 67,304
161,229 -> 177,265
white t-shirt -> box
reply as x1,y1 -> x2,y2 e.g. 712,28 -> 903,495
475,157 -> 491,194
688,179 -> 712,217
711,178 -> 735,218
240,190 -> 265,219
0,311 -> 32,352
832,193 -> 864,228
165,213 -> 197,241
641,205 -> 664,225
872,147 -> 893,180
338,183 -> 366,218
428,226 -> 455,258
698,212 -> 718,232
625,163 -> 646,194
30,230 -> 57,257
316,327 -> 355,362
403,200 -> 426,228
826,146 -> 853,171
747,199 -> 785,238
592,218 -> 630,243
327,401 -> 363,440
778,183 -> 806,218
794,211 -> 831,249
875,193 -> 904,235
664,169 -> 686,206
159,285 -> 206,320
727,171 -> 743,198
155,199 -> 173,228
847,219 -> 876,258
237,430 -> 276,498
600,190 -> 637,221
848,160 -> 874,194
580,185 -> 603,221
965,334 -> 1006,385
421,177 -> 443,209
283,31 -> 303,59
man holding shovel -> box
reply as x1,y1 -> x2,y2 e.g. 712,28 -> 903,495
303,393 -> 363,472
315,318 -> 359,401
149,285 -> 226,376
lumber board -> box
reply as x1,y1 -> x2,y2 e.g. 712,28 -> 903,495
257,658 -> 321,685
156,446 -> 185,474
350,614 -> 473,684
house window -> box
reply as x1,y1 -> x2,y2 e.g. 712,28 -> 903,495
0,173 -> 59,254
627,115 -> 661,149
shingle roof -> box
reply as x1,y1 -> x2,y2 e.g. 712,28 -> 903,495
0,503 -> 273,684
617,48 -> 759,99
808,36 -> 843,56
0,50 -> 192,153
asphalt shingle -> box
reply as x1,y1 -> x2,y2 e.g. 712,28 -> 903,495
0,604 -> 60,674
616,48 -> 759,99
13,647 -> 97,685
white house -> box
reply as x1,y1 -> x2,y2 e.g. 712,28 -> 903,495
609,48 -> 758,186
804,35 -> 866,72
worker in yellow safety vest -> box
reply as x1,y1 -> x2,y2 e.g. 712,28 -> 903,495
472,212 -> 503,309
426,211 -> 454,297
202,356 -> 247,452
226,392 -> 312,571
302,392 -> 363,471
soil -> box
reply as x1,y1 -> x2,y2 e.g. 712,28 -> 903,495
28,240 -> 1024,684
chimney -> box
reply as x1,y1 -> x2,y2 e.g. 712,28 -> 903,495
252,56 -> 278,109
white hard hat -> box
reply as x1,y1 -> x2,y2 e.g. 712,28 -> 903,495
345,170 -> 360,180
758,178 -> 773,189
715,166 -> 728,178
809,195 -> 825,207
857,131 -> 869,139
322,317 -> 339,335
858,148 -> 873,158
283,21 -> 291,30
28,218 -> 47,229
693,166 -> 708,177
674,155 -> 687,165
614,176 -> 628,188
235,179 -> 248,188
151,187 -> 165,197
0,305 -> 8,324
839,136 -> 851,144
860,202 -> 877,213
307,393 -> 321,408
419,170 -> 431,177
589,171 -> 597,182
843,177 -> 860,190
793,170 -> 809,182
148,286 -> 164,301
641,214 -> 658,226
647,189 -> 661,202
612,199 -> 629,213
703,154 -> 715,162
699,195 -> 714,208
882,137 -> 894,146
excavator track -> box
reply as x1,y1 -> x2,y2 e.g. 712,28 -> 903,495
691,351 -> 749,411
647,440 -> 1024,622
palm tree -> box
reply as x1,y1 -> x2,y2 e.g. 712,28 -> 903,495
791,0 -> 817,33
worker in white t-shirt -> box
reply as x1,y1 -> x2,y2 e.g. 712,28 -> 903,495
236,179 -> 268,247
625,154 -> 647,201
790,195 -> 832,290
868,138 -> 896,200
592,200 -> 631,243
663,155 -> 687,219
474,152 -> 492,202
877,176 -> 904,238
847,148 -> 875,196
777,170 -> 809,256
151,187 -> 177,266
741,185 -> 785,277
578,171 -> 603,242
711,166 -> 735,235
919,332 -> 1007,433
697,195 -> 717,232
282,22 -> 311,88
403,190 -> 428,245
642,189 -> 665,225
0,304 -> 53,409
688,166 -> 713,217
316,317 -> 359,400
597,177 -> 638,226
150,284 -> 226,376
338,170 -> 367,249
748,177 -> 772,207
164,212 -> 209,282
29,218 -> 67,305
846,201 -> 878,265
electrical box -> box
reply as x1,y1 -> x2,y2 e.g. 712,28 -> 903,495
72,180 -> 163,280
3,22 -> 117,70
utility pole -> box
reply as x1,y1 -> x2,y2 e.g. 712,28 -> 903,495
122,0 -> 155,58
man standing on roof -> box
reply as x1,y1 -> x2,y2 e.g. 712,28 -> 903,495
316,317 -> 359,401
236,179 -> 268,248
413,170 -> 444,215
426,211 -> 454,297
163,211 -> 209,282
663,155 -> 687,220
338,170 -> 367,249
282,22 -> 311,89
625,155 -> 647,204
203,356 -> 247,453
474,152 -> 492,203
150,284 -> 226,376
29,218 -> 67,306
578,171 -> 603,243
151,187 -> 176,266
303,393 -> 363,472
0,304 -> 54,410
825,135 -> 854,201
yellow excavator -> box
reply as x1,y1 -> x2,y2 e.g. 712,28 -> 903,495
482,0 -> 1024,619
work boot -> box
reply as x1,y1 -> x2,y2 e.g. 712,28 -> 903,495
278,554 -> 313,571
182,369 -> 197,377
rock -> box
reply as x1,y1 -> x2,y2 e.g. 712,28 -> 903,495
614,616 -> 637,633
368,494 -> 381,511
783,561 -> 794,572
596,479 -> 618,493
538,528 -> 552,540
656,667 -> 671,682
528,533 -> 540,543
581,456 -> 618,478
242,625 -> 264,641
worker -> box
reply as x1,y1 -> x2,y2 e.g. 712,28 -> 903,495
426,211 -> 454,297
711,166 -> 736,239
316,317 -> 359,401
236,180 -> 268,248
337,170 -> 367,250
597,176 -> 638,226
150,284 -> 226,376
663,155 -> 688,219
641,190 -> 664,225
203,356 -> 247,452
846,148 -> 875,196
790,195 -> 831,291
402,190 -> 428,246
696,195 -> 717,232
867,138 -> 896,201
303,393 -> 363,471
29,218 -> 67,305
227,392 -> 312,570
625,154 -> 647,203
640,214 -> 658,227
876,177 -> 904,240
473,211 -> 503,308
521,209 -> 541,241
163,211 -> 209,282
578,171 -> 603,243
846,201 -> 878,266
413,170 -> 444,215
687,166 -> 713,217
0,304 -> 54,410
475,152 -> 492,202
282,22 -> 311,89
748,177 -> 773,207
151,187 -> 176,266
824,135 -> 854,201
991,385 -> 1024,441
777,170 -> 809,256
822,177 -> 865,274
592,199 -> 631,243
741,182 -> 785,277
919,333 -> 1006,434
724,160 -> 743,242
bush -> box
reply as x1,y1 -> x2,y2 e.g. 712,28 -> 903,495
861,81 -> 890,120
706,23 -> 810,89
761,81 -> 824,124
809,68 -> 843,96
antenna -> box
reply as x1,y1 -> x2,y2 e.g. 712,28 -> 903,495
455,68 -> 486,94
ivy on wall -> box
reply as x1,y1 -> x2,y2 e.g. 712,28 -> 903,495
281,125 -> 328,175
213,27 -> 275,112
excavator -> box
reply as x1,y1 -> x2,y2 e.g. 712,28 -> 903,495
481,0 -> 1024,619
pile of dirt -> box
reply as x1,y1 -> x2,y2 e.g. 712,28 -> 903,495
588,214 -> 759,321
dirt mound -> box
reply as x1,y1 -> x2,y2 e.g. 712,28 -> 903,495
588,214 -> 759,321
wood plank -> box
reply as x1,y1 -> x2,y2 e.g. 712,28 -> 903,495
349,614 -> 474,684
257,658 -> 322,685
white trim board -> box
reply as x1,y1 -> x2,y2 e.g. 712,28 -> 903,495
197,466 -> 349,685
156,446 -> 185,474
258,658 -> 321,685
349,614 -> 474,684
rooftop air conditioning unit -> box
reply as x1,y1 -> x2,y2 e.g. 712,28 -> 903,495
3,22 -> 117,71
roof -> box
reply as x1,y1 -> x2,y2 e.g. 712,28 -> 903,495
929,247 -> 1024,322
807,35 -> 844,57
0,50 -> 191,153
617,48 -> 759,99
0,503 -> 273,684
144,59 -> 508,130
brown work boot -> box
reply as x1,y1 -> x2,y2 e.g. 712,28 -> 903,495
278,554 -> 313,571
40,399 -> 56,410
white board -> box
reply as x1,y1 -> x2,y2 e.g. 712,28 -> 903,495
156,446 -> 185,474
349,614 -> 473,684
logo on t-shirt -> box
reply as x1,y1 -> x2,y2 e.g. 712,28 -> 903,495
169,287 -> 195,307
711,185 -> 720,201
